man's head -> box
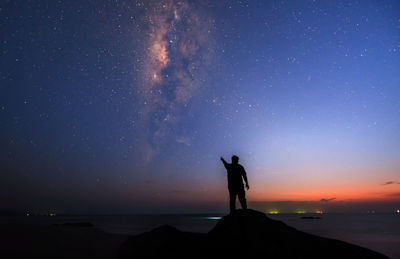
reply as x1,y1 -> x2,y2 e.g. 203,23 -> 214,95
231,155 -> 239,164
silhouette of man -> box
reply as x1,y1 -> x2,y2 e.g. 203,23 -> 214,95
220,155 -> 249,213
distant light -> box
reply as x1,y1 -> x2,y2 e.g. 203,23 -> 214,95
397,209 -> 399,213
26,213 -> 30,217
296,210 -> 306,214
268,210 -> 279,214
315,210 -> 323,214
204,217 -> 221,220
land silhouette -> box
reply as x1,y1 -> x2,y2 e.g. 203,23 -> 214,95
119,209 -> 389,259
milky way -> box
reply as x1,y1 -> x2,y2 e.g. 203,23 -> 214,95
137,0 -> 215,161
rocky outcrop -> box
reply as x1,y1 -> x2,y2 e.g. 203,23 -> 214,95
119,209 -> 389,259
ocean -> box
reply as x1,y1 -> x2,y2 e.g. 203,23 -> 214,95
2,213 -> 399,258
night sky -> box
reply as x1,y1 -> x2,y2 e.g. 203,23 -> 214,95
1,0 -> 400,214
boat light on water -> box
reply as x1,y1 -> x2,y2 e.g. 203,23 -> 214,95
204,216 -> 222,220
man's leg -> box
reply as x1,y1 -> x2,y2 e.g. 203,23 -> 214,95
238,187 -> 247,209
229,190 -> 236,213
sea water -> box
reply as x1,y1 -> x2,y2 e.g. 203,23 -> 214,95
270,213 -> 400,259
2,213 -> 399,258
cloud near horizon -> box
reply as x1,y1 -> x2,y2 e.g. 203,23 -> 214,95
381,181 -> 400,185
320,198 -> 336,203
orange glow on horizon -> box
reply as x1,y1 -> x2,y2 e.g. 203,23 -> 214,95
248,187 -> 400,203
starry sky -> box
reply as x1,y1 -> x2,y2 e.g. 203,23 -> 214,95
1,0 -> 400,214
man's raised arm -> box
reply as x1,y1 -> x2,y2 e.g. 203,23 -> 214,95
220,157 -> 229,169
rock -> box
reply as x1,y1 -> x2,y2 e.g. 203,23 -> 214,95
119,225 -> 207,259
118,209 -> 389,259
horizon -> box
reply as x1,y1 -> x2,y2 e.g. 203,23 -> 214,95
1,1 -> 400,214
2,200 -> 400,215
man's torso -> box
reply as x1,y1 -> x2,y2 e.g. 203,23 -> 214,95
227,164 -> 244,189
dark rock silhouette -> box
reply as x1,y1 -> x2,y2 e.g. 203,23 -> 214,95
118,209 -> 388,259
